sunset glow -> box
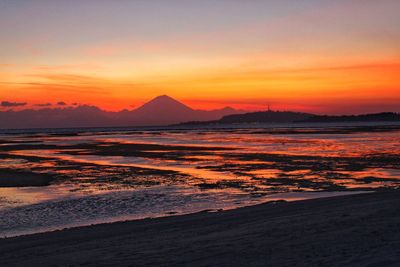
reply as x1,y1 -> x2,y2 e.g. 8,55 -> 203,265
1,0 -> 399,114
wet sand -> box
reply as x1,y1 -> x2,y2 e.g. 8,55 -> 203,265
1,191 -> 399,266
0,169 -> 53,187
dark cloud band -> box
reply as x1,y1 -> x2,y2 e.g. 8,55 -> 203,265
1,101 -> 27,107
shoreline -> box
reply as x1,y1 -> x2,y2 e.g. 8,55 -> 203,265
0,190 -> 372,238
1,190 -> 399,266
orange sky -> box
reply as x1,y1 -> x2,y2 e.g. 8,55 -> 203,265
1,1 -> 399,114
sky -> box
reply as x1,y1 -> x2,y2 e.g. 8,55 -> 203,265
0,0 -> 399,114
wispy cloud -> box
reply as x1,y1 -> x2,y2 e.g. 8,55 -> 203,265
57,101 -> 67,106
1,101 -> 27,107
28,73 -> 107,84
33,63 -> 103,71
34,103 -> 52,107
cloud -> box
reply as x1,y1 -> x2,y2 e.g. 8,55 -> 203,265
57,101 -> 67,106
28,73 -> 106,84
33,63 -> 103,71
1,101 -> 27,107
34,103 -> 52,107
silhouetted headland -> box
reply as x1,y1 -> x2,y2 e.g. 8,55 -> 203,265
177,110 -> 400,126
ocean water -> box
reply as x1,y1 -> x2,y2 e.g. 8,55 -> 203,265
0,124 -> 399,237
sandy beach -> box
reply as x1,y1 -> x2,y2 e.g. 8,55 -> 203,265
1,191 -> 399,266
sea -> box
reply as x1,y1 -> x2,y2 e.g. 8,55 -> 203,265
1,122 -> 399,237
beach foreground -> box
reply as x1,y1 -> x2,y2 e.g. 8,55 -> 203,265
1,191 -> 399,266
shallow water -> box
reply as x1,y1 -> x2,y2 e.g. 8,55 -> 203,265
0,125 -> 399,236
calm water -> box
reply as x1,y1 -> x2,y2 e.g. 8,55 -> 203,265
0,124 -> 399,237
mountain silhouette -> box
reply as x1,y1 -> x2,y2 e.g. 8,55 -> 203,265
136,95 -> 193,113
125,95 -> 198,125
0,95 -> 243,129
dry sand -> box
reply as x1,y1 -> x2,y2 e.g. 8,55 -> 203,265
0,191 -> 399,266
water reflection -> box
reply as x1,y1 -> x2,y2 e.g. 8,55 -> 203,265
0,126 -> 399,236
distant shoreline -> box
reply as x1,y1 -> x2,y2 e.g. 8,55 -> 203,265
1,120 -> 400,134
1,191 -> 399,266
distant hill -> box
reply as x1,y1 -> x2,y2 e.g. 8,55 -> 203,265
301,112 -> 400,123
177,110 -> 313,125
219,110 -> 313,123
177,111 -> 400,126
0,95 -> 243,129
